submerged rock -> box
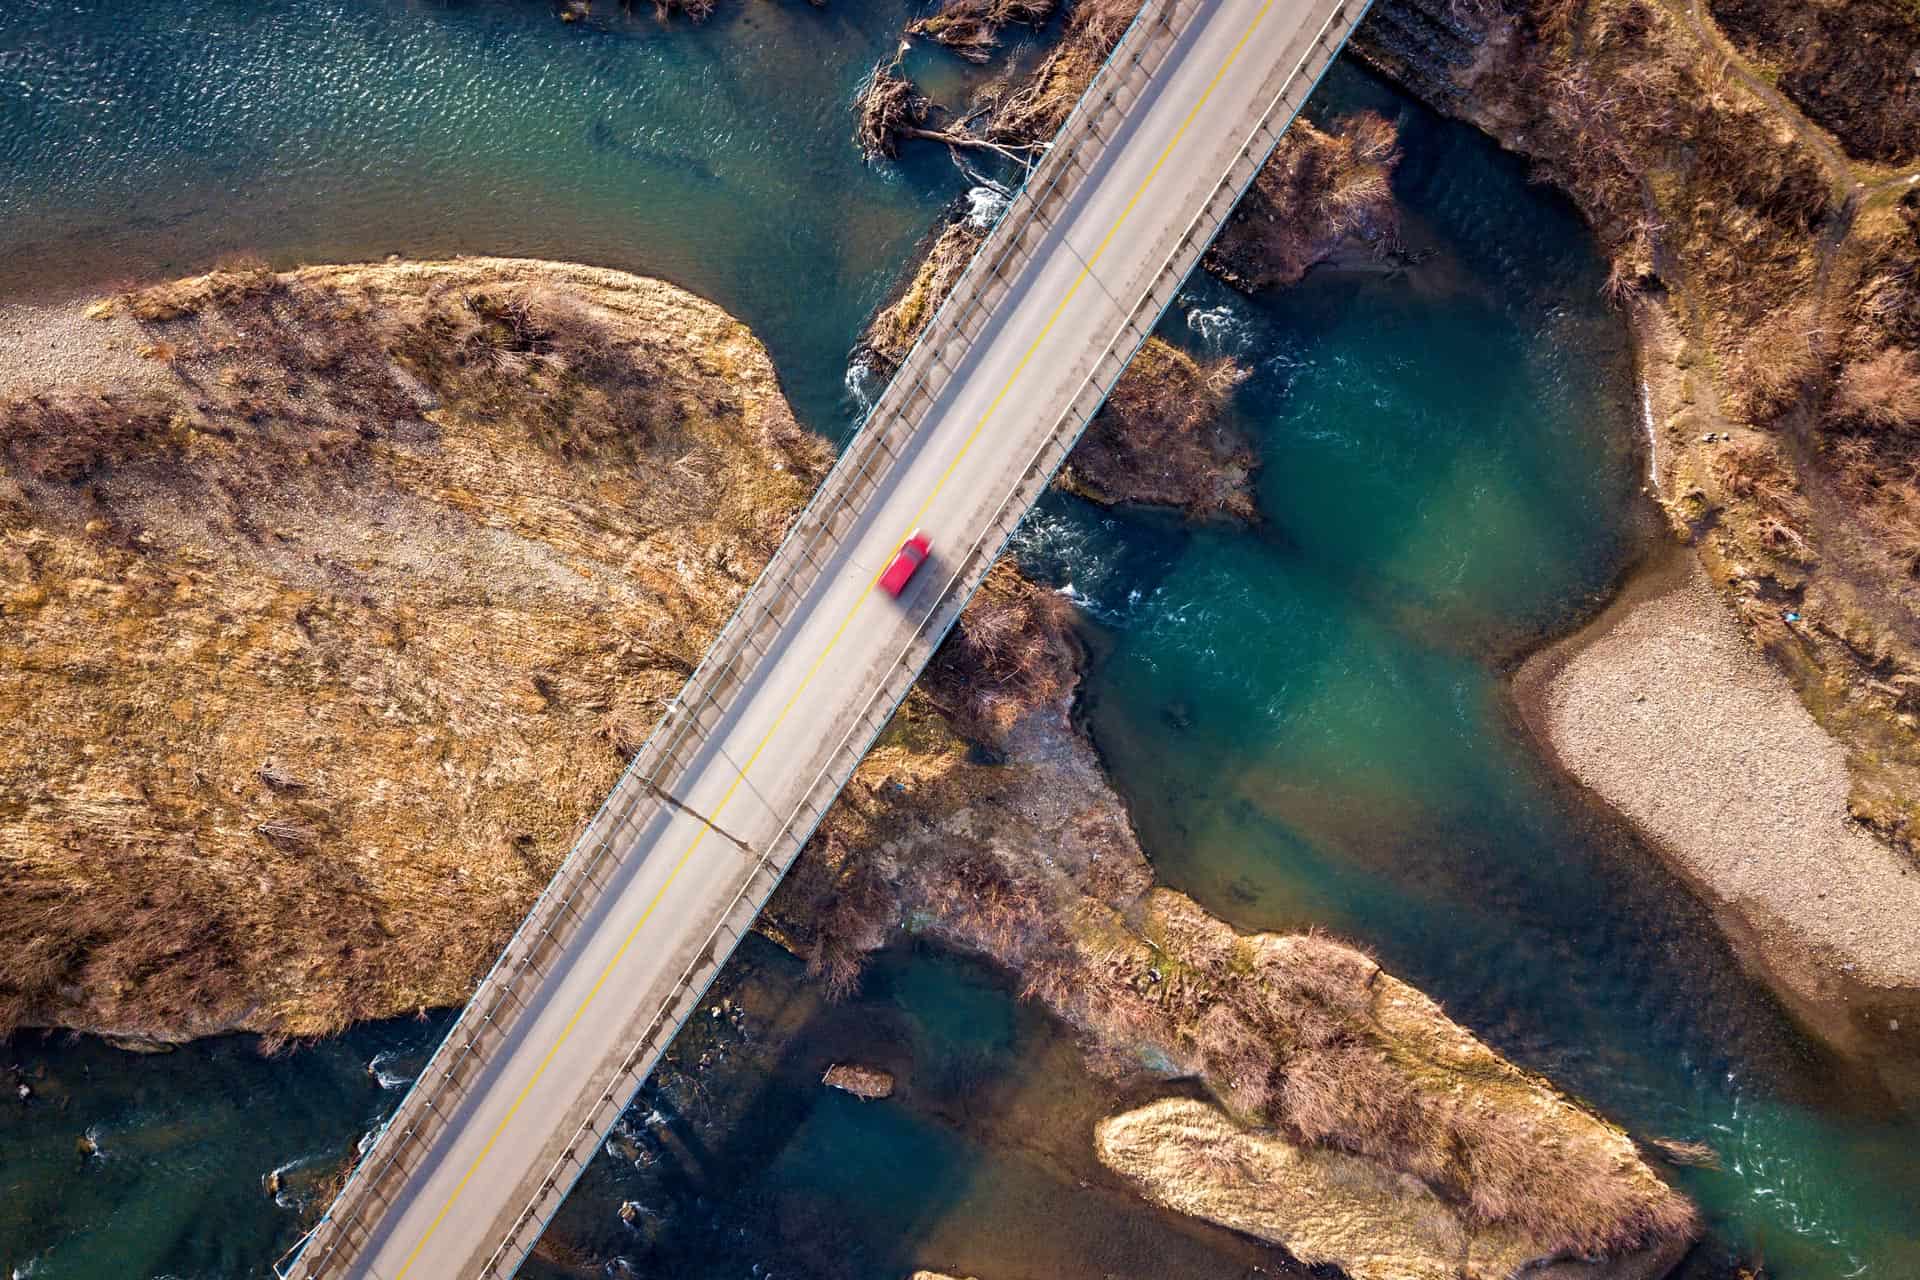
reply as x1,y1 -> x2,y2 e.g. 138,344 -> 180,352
102,1036 -> 176,1055
1647,1137 -> 1721,1171
822,1063 -> 895,1100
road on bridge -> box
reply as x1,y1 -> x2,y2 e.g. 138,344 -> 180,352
289,0 -> 1360,1274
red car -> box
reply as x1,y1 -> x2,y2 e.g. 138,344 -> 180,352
878,530 -> 932,597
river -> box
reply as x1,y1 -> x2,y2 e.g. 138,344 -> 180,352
0,2 -> 1913,1277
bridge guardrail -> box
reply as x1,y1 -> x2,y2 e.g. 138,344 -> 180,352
284,1 -> 1371,1272
279,2 -> 1198,1274
470,1 -> 1369,1275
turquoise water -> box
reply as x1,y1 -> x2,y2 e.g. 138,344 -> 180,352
1017,62 -> 1920,1277
3,3 -> 1917,1276
0,0 -> 973,432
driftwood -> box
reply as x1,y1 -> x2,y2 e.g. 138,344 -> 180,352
854,52 -> 1047,168
906,0 -> 1059,64
855,52 -> 928,161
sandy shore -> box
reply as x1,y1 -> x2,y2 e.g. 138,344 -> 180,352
0,296 -> 164,397
1515,551 -> 1920,1095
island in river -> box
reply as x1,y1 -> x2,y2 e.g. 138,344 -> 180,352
14,0 -> 1919,1271
0,254 -> 1696,1279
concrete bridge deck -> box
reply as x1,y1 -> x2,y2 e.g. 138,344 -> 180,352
281,0 -> 1368,1273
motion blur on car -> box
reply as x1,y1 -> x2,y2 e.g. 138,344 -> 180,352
879,530 -> 932,597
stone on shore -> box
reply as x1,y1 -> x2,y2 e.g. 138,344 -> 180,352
822,1063 -> 895,1100
1522,558 -> 1920,1093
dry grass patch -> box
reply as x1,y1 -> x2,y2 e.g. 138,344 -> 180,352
1207,112 -> 1403,291
0,259 -> 828,1042
1708,0 -> 1920,165
921,561 -> 1081,740
1833,348 -> 1920,431
1062,338 -> 1254,520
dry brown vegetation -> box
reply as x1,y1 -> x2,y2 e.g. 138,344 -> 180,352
1833,347 -> 1920,432
859,218 -> 1256,520
1207,111 -> 1403,291
1359,0 -> 1920,852
977,0 -> 1142,145
1708,0 -> 1920,165
769,591 -> 1696,1264
0,259 -> 829,1042
1059,338 -> 1255,520
921,561 -> 1081,741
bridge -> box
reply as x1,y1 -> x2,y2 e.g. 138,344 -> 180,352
282,0 -> 1369,1274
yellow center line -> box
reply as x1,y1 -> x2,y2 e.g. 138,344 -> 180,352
386,2 -> 1277,1273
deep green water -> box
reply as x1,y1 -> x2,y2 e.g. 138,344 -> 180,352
2,2 -> 1916,1277
0,0 -> 978,432
1017,64 -> 1920,1277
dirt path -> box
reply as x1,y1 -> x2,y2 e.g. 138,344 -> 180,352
1676,0 -> 1920,199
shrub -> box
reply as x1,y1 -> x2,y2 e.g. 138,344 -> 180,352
1834,348 -> 1920,431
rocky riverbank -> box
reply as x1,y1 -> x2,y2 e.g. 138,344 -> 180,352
0,257 -> 832,1043
1515,551 -> 1920,1098
1356,0 -> 1920,1079
769,580 -> 1698,1278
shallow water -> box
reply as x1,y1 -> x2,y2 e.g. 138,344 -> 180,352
1025,61 -> 1920,1278
0,0 -> 970,432
3,3 -> 1917,1277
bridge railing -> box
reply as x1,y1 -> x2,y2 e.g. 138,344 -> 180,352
280,2 -> 1195,1274
283,1 -> 1369,1272
472,1 -> 1369,1275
